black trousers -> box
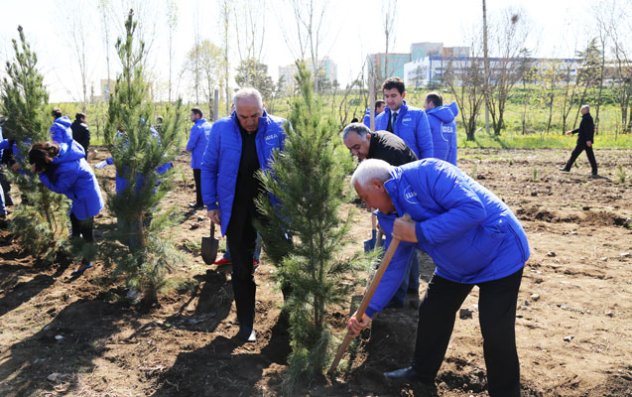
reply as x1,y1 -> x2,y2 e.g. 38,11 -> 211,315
193,169 -> 203,206
0,170 -> 12,206
226,200 -> 259,333
70,213 -> 94,264
412,268 -> 523,397
564,143 -> 598,174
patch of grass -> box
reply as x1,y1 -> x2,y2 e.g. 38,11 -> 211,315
616,164 -> 627,184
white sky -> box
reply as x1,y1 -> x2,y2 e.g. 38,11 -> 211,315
0,0 -> 599,102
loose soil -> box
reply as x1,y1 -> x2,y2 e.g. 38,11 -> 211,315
0,148 -> 630,396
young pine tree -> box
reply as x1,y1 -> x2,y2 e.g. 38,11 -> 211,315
101,10 -> 183,306
0,26 -> 69,262
257,62 -> 363,393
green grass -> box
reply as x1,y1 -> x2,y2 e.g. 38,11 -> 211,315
52,88 -> 632,150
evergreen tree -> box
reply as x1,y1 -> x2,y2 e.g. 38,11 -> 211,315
257,62 -> 362,393
0,26 -> 69,261
101,10 -> 183,306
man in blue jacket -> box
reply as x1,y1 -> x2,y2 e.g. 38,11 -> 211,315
186,108 -> 212,209
425,92 -> 459,165
362,100 -> 386,128
347,159 -> 529,397
50,108 -> 73,144
375,78 -> 433,160
201,87 -> 286,342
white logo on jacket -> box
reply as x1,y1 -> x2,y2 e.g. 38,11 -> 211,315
265,134 -> 279,145
403,185 -> 418,203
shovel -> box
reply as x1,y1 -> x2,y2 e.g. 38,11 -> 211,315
201,222 -> 219,265
328,229 -> 403,375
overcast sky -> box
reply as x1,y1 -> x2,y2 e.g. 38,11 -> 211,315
0,0 -> 605,102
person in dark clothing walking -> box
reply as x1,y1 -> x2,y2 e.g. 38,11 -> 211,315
201,88 -> 286,342
71,113 -> 90,158
562,105 -> 598,177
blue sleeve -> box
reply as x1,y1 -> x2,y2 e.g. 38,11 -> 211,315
200,123 -> 220,210
0,139 -> 9,151
362,108 -> 371,128
366,214 -> 415,317
186,126 -> 199,152
39,169 -> 78,196
412,164 -> 486,245
105,157 -> 114,165
416,111 -> 434,159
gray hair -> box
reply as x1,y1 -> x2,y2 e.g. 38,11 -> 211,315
581,104 -> 590,111
233,88 -> 263,111
351,159 -> 392,188
342,122 -> 371,140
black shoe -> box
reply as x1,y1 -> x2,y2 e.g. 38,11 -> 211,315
559,168 -> 570,172
71,262 -> 93,277
591,173 -> 599,179
237,327 -> 256,343
384,366 -> 421,381
188,202 -> 204,209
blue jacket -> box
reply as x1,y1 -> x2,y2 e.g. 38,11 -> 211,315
186,118 -> 212,169
366,159 -> 530,317
426,102 -> 459,165
201,111 -> 286,235
40,141 -> 104,220
375,101 -> 433,159
50,116 -> 74,144
362,108 -> 384,128
104,128 -> 173,194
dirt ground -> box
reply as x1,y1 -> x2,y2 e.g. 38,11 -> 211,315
0,147 -> 631,397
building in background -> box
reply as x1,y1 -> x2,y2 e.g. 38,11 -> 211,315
278,57 -> 338,94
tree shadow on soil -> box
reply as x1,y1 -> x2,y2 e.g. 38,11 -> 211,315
0,296 -> 128,396
0,239 -> 71,318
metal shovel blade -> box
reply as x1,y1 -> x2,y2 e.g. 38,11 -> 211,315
201,222 -> 219,265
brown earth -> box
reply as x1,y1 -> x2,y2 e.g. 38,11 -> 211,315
0,147 -> 631,396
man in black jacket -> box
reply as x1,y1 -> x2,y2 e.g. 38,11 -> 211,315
71,112 -> 90,159
342,122 -> 417,166
343,122 -> 420,308
562,105 -> 598,177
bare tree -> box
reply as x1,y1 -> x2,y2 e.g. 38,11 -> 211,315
165,0 -> 178,103
382,0 -> 397,79
285,0 -> 329,93
444,32 -> 486,141
220,0 -> 231,115
182,40 -> 223,114
98,0 -> 113,101
485,8 -> 529,135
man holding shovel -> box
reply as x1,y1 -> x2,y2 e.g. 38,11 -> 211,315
347,159 -> 530,397
201,88 -> 286,342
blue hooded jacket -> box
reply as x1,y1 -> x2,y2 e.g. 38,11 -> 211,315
426,102 -> 459,165
40,141 -> 104,220
201,111 -> 286,235
186,118 -> 212,169
375,101 -> 434,159
50,116 -> 74,144
365,159 -> 530,317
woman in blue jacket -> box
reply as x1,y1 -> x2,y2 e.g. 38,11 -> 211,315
348,158 -> 529,397
29,141 -> 104,276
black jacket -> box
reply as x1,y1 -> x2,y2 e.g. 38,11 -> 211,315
71,120 -> 90,152
367,131 -> 418,166
572,113 -> 594,144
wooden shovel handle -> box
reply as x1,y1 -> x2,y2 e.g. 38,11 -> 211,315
328,214 -> 412,374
